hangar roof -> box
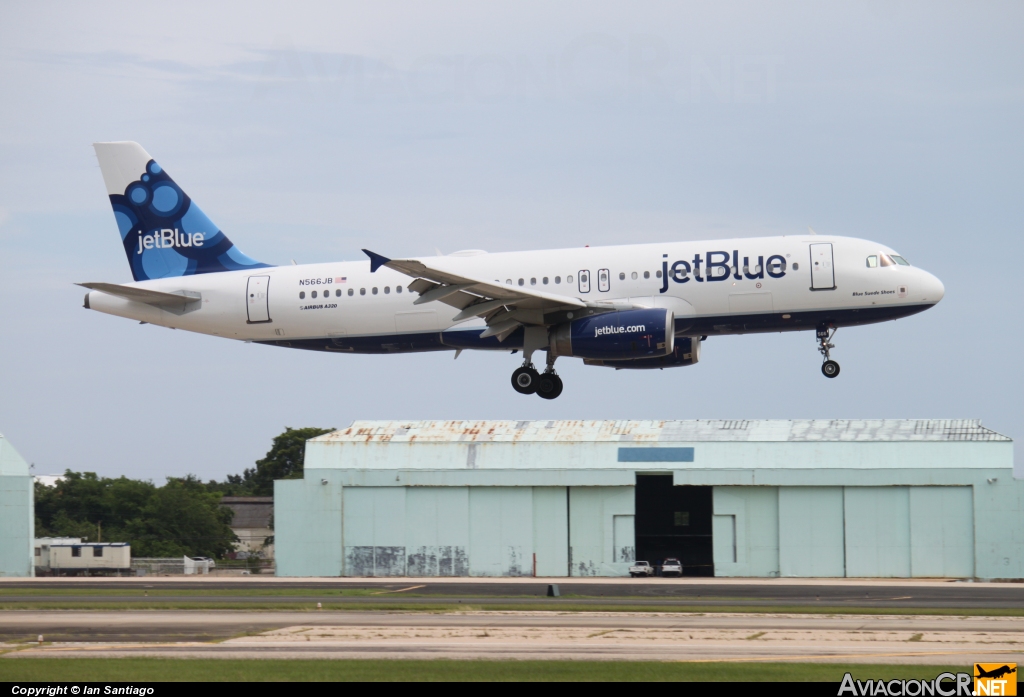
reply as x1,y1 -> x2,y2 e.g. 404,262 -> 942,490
315,419 -> 1011,444
0,432 -> 31,476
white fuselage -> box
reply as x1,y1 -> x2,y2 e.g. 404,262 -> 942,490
85,235 -> 944,352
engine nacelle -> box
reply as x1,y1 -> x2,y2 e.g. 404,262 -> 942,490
550,308 -> 674,360
584,337 -> 701,369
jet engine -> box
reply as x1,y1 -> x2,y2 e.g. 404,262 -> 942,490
550,308 -> 674,360
583,337 -> 701,369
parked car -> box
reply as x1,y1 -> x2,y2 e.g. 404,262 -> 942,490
660,558 -> 683,577
191,556 -> 216,568
629,561 -> 655,577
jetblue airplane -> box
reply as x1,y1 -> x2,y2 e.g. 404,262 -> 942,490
82,142 -> 945,399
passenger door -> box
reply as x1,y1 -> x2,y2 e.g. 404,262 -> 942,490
246,275 -> 271,323
809,243 -> 836,290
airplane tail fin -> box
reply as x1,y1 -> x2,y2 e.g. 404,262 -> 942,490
92,142 -> 271,281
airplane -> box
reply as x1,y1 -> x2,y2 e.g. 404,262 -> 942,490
81,142 -> 945,399
976,665 -> 1017,680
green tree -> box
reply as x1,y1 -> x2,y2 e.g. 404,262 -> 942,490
34,471 -> 237,558
241,426 -> 333,495
127,476 -> 237,558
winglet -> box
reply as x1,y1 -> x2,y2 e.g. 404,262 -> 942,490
362,249 -> 391,273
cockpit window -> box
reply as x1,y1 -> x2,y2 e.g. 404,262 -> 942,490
890,255 -> 910,266
879,254 -> 895,267
866,255 -> 878,268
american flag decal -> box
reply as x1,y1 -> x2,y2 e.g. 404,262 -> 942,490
336,277 -> 347,283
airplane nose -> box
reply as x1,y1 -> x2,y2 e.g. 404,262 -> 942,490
922,270 -> 944,304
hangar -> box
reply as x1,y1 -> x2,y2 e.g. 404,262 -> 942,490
274,419 -> 1021,579
0,433 -> 34,577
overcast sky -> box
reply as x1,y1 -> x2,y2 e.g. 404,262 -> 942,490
0,1 -> 1021,481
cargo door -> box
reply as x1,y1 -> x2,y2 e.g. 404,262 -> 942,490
809,243 -> 835,290
246,275 -> 271,323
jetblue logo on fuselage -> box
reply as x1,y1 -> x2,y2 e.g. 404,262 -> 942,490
660,250 -> 787,293
136,228 -> 205,255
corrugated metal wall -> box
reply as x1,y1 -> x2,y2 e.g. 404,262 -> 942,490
0,476 -> 33,577
714,485 -> 979,578
276,475 -> 635,577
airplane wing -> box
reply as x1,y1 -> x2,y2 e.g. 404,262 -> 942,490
364,249 -> 599,341
77,282 -> 201,312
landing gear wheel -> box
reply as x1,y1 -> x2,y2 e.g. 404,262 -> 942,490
816,323 -> 840,379
536,373 -> 563,400
511,365 -> 540,394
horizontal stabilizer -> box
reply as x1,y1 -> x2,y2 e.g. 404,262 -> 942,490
78,282 -> 201,315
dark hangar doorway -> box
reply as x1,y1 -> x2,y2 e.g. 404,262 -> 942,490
634,475 -> 714,577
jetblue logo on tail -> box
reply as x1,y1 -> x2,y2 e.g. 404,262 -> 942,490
137,229 -> 205,254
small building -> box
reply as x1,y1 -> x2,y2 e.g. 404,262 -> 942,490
0,433 -> 34,577
48,542 -> 131,575
34,537 -> 82,573
275,420 -> 1021,579
220,496 -> 274,559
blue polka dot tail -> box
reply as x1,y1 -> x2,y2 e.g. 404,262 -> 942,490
93,141 -> 272,281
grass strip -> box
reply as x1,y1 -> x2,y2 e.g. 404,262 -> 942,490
0,658 -> 970,682
0,588 -> 384,597
0,601 -> 1021,616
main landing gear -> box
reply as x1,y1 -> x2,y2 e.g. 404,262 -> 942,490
817,323 -> 840,378
511,354 -> 563,399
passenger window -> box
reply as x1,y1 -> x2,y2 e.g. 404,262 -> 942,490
518,278 -> 524,286
372,287 -> 378,295
643,271 -> 650,279
866,255 -> 878,268
396,286 -> 402,293
311,290 -> 317,298
555,276 -> 561,284
335,289 -> 341,297
567,275 -> 573,284
299,291 -> 305,299
656,270 -> 662,278
543,277 -> 549,284
348,289 -> 354,296
619,272 -> 625,281
360,288 -> 366,296
506,279 -> 512,285
384,286 -> 390,294
530,278 -> 536,285
631,271 -> 638,280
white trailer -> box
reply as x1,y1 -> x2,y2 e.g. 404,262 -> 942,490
48,543 -> 131,575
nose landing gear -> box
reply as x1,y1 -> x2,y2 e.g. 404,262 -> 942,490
817,324 -> 840,378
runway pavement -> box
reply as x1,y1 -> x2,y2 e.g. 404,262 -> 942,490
2,577 -> 1023,610
3,611 -> 1023,664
